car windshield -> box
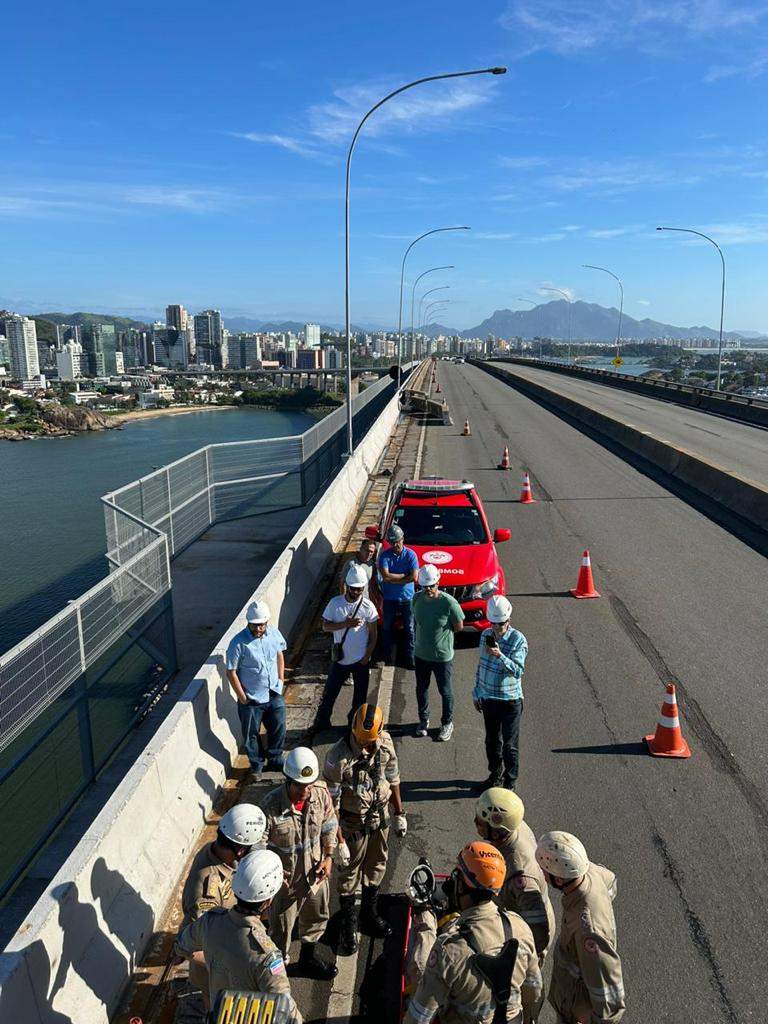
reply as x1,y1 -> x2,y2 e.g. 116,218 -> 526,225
392,504 -> 487,546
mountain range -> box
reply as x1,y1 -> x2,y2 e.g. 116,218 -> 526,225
21,302 -> 768,344
424,300 -> 767,343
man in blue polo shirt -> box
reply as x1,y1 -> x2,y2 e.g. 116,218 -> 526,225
377,524 -> 419,669
226,600 -> 287,783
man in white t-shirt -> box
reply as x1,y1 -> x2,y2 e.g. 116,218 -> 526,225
313,563 -> 379,733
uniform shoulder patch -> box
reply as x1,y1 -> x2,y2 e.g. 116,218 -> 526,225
583,937 -> 599,954
266,952 -> 286,975
512,873 -> 526,889
427,948 -> 438,969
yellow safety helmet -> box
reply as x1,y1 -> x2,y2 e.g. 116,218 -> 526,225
475,788 -> 524,837
352,703 -> 384,745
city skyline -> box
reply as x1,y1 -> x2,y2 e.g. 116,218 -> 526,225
3,2 -> 768,331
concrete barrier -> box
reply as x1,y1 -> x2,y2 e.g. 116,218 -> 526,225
475,360 -> 768,534
0,389 -> 404,1024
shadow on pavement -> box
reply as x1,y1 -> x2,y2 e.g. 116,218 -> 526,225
552,741 -> 648,756
400,778 -> 478,802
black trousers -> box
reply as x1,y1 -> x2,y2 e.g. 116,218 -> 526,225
481,698 -> 523,784
316,660 -> 370,725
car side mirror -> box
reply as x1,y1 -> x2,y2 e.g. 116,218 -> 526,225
365,525 -> 380,540
493,528 -> 511,543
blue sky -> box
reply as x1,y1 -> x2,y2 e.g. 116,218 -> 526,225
3,1 -> 767,332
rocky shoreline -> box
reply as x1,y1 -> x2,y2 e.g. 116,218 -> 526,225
0,404 -> 118,441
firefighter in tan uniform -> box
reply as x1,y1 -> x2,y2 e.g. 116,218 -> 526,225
176,848 -> 302,1023
261,747 -> 338,980
475,788 -> 555,1020
535,831 -> 625,1024
403,861 -> 459,994
405,841 -> 542,1024
323,703 -> 406,954
180,803 -> 266,1006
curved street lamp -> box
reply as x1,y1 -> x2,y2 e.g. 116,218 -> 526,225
583,264 -> 624,358
417,285 -> 451,356
421,299 -> 451,333
657,226 -> 726,391
410,268 -> 453,361
396,227 -> 469,385
343,66 -> 507,455
516,297 -> 540,358
541,286 -> 573,361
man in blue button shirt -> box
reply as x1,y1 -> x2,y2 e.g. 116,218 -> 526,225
377,524 -> 419,669
226,600 -> 287,782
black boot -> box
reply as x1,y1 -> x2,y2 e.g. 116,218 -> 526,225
297,941 -> 338,980
361,885 -> 392,938
338,894 -> 359,956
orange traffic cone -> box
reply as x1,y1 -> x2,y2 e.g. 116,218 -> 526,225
570,549 -> 600,598
520,471 -> 536,503
462,419 -> 471,436
498,445 -> 510,470
644,684 -> 691,758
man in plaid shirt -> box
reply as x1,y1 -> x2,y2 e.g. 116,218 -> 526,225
473,594 -> 528,792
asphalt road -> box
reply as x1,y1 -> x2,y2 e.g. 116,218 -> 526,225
503,361 -> 768,486
296,361 -> 767,1023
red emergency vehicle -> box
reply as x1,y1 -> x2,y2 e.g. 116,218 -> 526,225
366,477 -> 510,631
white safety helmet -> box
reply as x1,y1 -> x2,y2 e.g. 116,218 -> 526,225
232,849 -> 284,903
283,746 -> 319,785
246,600 -> 270,624
487,595 -> 513,623
345,563 -> 369,589
417,564 -> 440,587
535,831 -> 589,880
219,803 -> 266,847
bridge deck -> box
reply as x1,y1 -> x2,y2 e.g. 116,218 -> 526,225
502,361 -> 768,486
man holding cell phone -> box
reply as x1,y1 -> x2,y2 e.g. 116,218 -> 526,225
472,594 -> 529,792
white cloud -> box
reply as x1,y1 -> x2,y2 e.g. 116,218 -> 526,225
704,51 -> 768,81
637,299 -> 652,305
500,1 -> 766,57
587,226 -> 635,238
538,282 -> 576,301
697,218 -> 768,244
120,186 -> 230,210
0,182 -> 244,218
228,131 -> 307,154
499,155 -> 550,168
562,224 -> 582,231
308,79 -> 494,144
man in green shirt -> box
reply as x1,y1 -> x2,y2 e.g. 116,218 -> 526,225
412,563 -> 464,741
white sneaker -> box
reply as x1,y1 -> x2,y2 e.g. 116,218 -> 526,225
415,720 -> 429,737
438,721 -> 454,742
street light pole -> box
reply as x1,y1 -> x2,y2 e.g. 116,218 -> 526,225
343,66 -> 506,457
541,287 -> 573,361
410,269 -> 453,361
417,285 -> 451,357
583,265 -> 624,358
516,297 -> 539,357
421,299 -> 451,334
657,226 -> 726,391
397,228 -> 468,385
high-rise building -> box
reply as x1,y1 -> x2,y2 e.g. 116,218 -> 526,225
4,314 -> 40,379
304,323 -> 321,348
82,322 -> 118,376
193,310 -> 224,367
0,336 -> 9,368
297,348 -> 325,370
324,346 -> 343,370
166,304 -> 189,331
151,326 -> 189,369
56,340 -> 87,381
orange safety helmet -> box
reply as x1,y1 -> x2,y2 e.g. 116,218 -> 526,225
456,840 -> 506,895
352,703 -> 384,745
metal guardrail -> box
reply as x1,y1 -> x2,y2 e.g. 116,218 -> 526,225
0,369 -> 410,754
485,356 -> 768,427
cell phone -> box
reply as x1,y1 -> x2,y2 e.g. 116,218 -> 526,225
485,634 -> 498,648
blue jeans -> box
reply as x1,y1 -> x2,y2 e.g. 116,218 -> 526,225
382,599 -> 415,665
237,691 -> 286,770
415,657 -> 454,726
